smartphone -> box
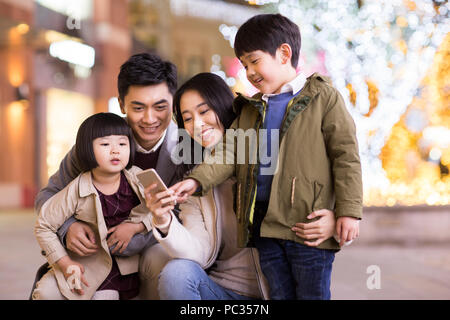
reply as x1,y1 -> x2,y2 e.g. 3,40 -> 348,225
136,168 -> 169,195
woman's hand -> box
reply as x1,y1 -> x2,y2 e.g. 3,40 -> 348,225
56,255 -> 89,295
291,209 -> 336,247
144,183 -> 177,227
107,222 -> 144,254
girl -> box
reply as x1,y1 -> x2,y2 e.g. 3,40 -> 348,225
144,73 -> 337,299
33,112 -> 152,300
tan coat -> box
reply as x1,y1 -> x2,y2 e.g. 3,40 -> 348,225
153,178 -> 270,299
34,166 -> 152,300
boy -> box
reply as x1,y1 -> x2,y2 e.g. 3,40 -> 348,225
171,14 -> 362,300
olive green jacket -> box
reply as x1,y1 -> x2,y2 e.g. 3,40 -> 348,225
189,73 -> 363,250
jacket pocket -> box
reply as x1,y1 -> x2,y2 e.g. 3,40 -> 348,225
285,175 -> 313,217
312,181 -> 324,211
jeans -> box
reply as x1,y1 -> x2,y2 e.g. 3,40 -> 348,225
254,237 -> 336,300
158,259 -> 254,300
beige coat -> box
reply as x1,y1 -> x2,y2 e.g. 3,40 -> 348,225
153,178 -> 270,299
34,166 -> 152,300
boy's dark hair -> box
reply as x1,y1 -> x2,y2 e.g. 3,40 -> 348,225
75,112 -> 136,172
234,14 -> 301,69
173,72 -> 237,177
117,53 -> 177,102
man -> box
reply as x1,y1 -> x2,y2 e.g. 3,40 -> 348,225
31,53 -> 179,299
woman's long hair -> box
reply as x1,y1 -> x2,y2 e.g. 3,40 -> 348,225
173,72 -> 237,179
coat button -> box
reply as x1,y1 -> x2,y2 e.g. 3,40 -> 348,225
41,250 -> 46,256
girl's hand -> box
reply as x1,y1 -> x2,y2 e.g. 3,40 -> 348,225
144,183 -> 176,227
107,222 -> 144,254
291,209 -> 336,247
56,256 -> 89,295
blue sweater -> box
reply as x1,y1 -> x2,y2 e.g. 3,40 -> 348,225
256,91 -> 300,202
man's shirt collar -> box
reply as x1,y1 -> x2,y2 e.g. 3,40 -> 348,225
134,129 -> 166,154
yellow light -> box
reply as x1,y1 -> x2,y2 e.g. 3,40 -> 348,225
7,101 -> 26,130
386,198 -> 396,207
44,30 -> 83,44
7,28 -> 25,87
16,23 -> 29,35
396,16 -> 408,28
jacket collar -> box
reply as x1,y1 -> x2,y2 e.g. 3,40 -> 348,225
78,171 -> 97,198
234,72 -> 330,113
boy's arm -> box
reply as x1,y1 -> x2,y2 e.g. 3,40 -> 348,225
35,146 -> 82,212
322,88 -> 363,220
188,118 -> 238,195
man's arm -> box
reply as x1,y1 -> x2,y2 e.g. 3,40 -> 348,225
112,232 -> 157,257
35,146 -> 82,212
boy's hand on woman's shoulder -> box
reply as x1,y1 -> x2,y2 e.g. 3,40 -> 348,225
169,178 -> 200,203
336,216 -> 360,247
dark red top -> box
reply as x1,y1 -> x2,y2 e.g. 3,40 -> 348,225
133,146 -> 161,170
95,172 -> 141,300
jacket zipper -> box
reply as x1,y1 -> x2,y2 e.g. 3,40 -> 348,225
250,248 -> 268,300
205,187 -> 220,269
237,182 -> 242,223
246,102 -> 266,226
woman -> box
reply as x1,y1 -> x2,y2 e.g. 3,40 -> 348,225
145,72 -> 337,299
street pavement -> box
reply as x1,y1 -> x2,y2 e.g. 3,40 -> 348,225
1,209 -> 449,300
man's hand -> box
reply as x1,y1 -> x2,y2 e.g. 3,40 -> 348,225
336,216 -> 360,247
107,222 -> 144,254
66,221 -> 98,256
169,178 -> 200,203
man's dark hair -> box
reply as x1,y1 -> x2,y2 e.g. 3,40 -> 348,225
75,112 -> 136,172
117,53 -> 177,102
234,14 -> 301,68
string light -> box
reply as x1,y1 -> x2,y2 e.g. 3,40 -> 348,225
216,0 -> 449,206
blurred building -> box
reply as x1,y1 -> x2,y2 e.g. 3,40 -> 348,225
0,0 -> 259,209
129,0 -> 258,83
0,0 -> 131,208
